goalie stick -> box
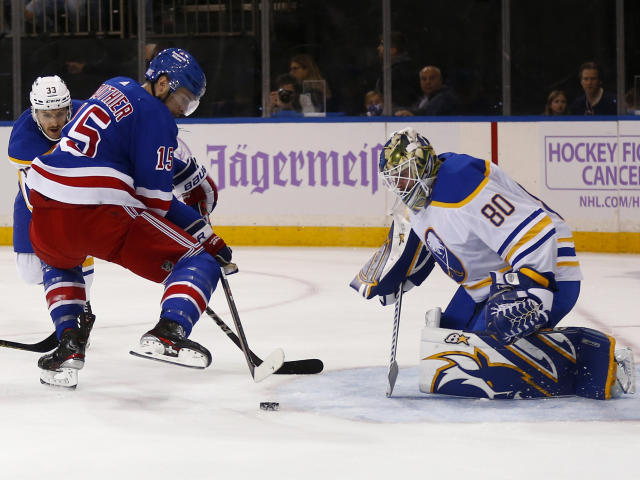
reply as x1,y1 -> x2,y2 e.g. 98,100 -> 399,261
217,265 -> 285,382
0,332 -> 58,353
206,307 -> 323,375
386,285 -> 403,397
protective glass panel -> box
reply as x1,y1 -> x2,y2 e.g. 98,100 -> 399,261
268,0 -> 382,118
625,2 -> 640,115
5,0 -> 640,119
511,0 -> 617,116
148,1 -> 260,118
390,0 -> 502,116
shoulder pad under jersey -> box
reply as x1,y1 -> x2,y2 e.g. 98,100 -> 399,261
430,152 -> 491,206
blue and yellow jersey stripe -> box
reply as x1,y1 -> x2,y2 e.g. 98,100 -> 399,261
430,155 -> 491,207
8,156 -> 33,168
557,236 -> 580,268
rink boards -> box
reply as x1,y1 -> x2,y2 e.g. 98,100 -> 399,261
0,118 -> 638,252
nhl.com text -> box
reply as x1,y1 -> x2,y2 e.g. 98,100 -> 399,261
579,194 -> 640,208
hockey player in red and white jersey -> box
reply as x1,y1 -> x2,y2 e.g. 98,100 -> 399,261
27,48 -> 228,388
351,127 -> 635,399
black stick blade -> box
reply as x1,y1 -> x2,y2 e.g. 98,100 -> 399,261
275,358 -> 324,375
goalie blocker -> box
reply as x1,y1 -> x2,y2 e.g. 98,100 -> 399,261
350,207 -> 434,305
419,309 -> 635,400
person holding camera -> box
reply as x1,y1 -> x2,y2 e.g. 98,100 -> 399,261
269,73 -> 302,117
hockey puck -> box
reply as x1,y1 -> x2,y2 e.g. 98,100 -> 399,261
260,402 -> 280,411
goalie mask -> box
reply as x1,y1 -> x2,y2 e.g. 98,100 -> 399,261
379,128 -> 440,212
145,48 -> 206,117
30,75 -> 72,141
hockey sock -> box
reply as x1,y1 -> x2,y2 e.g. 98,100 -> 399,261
160,253 -> 220,336
42,264 -> 86,339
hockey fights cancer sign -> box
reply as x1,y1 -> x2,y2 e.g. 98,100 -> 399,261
541,121 -> 640,230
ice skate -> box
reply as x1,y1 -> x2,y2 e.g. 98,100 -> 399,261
612,347 -> 636,396
38,328 -> 85,389
78,301 -> 96,348
130,318 -> 212,369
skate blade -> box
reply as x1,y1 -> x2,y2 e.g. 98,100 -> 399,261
40,368 -> 78,389
129,345 -> 211,369
253,348 -> 285,383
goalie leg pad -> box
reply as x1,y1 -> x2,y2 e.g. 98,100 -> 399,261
419,327 -> 572,399
420,325 -> 626,400
574,329 -> 634,399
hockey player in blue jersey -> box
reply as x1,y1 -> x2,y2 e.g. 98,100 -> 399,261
351,127 -> 635,399
8,75 -> 96,342
27,48 -> 229,388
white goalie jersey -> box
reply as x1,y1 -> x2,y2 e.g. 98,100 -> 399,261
411,152 -> 582,302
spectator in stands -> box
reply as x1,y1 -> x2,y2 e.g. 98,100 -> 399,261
623,88 -> 640,115
569,62 -> 617,115
289,54 -> 332,113
544,90 -> 569,115
395,65 -> 459,116
269,73 -> 302,117
364,90 -> 383,116
375,31 -> 421,112
289,54 -> 332,99
24,0 -> 83,33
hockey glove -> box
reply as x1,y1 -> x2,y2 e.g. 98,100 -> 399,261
174,157 -> 218,216
350,210 -> 434,307
183,175 -> 218,217
485,268 -> 556,345
202,234 -> 232,264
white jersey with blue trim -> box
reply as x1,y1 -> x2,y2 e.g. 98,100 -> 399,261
409,152 -> 582,303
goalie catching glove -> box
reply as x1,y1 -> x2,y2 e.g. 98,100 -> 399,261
174,156 -> 218,217
350,208 -> 434,306
485,268 -> 556,345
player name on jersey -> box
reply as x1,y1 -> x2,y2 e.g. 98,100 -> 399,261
91,83 -> 133,122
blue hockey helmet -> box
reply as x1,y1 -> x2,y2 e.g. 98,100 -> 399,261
379,128 -> 440,212
145,48 -> 206,116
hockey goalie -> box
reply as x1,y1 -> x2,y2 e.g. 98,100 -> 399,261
351,127 -> 635,400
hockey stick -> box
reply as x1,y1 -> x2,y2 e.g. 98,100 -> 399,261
216,265 -> 285,382
386,285 -> 404,397
206,307 -> 323,375
0,332 -> 58,353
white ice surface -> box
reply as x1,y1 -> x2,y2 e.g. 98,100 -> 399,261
0,247 -> 638,479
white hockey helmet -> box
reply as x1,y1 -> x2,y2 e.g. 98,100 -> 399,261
30,75 -> 71,112
379,127 -> 440,212
30,75 -> 72,139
